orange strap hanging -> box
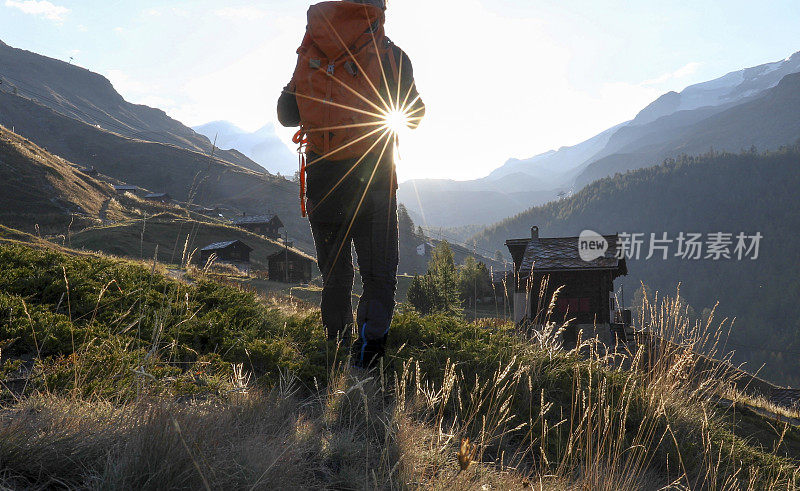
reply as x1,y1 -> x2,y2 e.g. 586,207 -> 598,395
293,129 -> 309,217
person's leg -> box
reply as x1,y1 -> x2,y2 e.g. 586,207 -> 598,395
310,219 -> 355,341
352,192 -> 399,368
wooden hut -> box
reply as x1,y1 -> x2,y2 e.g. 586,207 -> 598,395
112,185 -> 138,195
199,240 -> 252,267
233,214 -> 284,239
506,226 -> 628,345
144,192 -> 172,203
267,247 -> 314,283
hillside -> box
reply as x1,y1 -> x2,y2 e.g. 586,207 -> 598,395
573,71 -> 800,188
0,124 -> 136,233
0,90 -> 315,253
0,40 -> 264,173
474,147 -> 800,386
0,243 -> 797,488
71,216 -> 313,270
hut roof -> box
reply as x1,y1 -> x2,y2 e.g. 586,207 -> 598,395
267,247 -> 316,263
510,235 -> 627,276
200,240 -> 253,252
233,214 -> 284,227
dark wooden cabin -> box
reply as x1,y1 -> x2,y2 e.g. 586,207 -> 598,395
506,226 -> 627,342
199,240 -> 253,266
233,214 -> 284,239
144,192 -> 172,203
113,185 -> 138,195
267,248 -> 314,283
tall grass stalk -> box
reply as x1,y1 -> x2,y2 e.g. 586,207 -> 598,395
0,245 -> 798,489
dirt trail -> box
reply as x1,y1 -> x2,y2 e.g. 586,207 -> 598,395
99,198 -> 111,223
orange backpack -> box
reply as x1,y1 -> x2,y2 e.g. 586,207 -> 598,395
291,1 -> 398,161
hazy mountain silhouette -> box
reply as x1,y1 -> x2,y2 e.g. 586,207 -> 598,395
0,39 -> 265,173
399,50 -> 800,228
193,121 -> 297,176
632,51 -> 800,125
573,71 -> 800,188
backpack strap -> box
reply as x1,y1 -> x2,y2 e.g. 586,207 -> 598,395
384,39 -> 400,88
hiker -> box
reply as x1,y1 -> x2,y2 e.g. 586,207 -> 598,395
277,0 -> 425,368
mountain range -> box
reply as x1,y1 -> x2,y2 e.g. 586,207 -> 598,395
2,36 -> 799,275
399,51 -> 800,227
0,39 -> 492,267
0,39 -> 265,173
0,88 -> 316,252
193,121 -> 298,177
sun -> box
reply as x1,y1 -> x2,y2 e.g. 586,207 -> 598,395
381,107 -> 411,135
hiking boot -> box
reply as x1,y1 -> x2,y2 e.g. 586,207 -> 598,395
352,334 -> 387,370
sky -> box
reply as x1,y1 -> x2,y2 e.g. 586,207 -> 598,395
1,0 -> 799,181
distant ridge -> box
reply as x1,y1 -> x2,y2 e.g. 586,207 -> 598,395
0,40 -> 265,173
399,50 -> 800,228
0,90 -> 316,252
193,121 -> 297,176
572,71 -> 800,188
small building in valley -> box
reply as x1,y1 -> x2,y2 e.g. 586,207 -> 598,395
506,226 -> 628,345
144,192 -> 172,204
199,206 -> 221,217
113,185 -> 138,195
199,240 -> 253,268
267,247 -> 315,283
233,214 -> 284,239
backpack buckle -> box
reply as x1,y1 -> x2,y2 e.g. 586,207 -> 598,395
344,61 -> 359,77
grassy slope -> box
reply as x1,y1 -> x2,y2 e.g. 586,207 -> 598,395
0,125 -> 113,232
0,242 -> 798,489
0,124 -> 210,238
0,92 -> 314,252
70,215 -> 314,270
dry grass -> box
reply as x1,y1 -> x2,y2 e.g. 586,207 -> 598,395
719,386 -> 800,422
2,311 -> 799,489
1,245 -> 799,489
0,362 -> 535,490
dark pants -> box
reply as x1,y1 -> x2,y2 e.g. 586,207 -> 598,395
307,190 -> 399,359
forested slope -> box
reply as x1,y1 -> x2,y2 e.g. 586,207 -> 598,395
474,147 -> 800,385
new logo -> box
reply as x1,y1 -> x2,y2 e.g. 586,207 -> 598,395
578,230 -> 608,262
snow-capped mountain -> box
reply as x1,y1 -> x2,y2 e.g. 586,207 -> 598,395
632,51 -> 800,125
398,50 -> 800,228
193,121 -> 297,176
488,50 -> 800,182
